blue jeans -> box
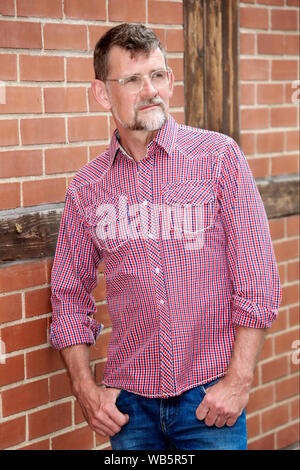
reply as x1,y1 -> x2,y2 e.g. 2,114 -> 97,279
110,378 -> 247,450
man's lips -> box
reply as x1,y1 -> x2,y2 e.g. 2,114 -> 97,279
138,104 -> 160,111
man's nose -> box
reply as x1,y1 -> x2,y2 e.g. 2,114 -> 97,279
140,76 -> 157,97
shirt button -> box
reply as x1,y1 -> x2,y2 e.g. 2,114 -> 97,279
159,299 -> 164,305
142,200 -> 148,206
148,232 -> 154,239
155,267 -> 160,274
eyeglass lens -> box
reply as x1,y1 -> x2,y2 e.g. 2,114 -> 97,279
124,70 -> 170,93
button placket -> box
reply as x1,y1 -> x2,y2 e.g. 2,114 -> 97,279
137,156 -> 175,397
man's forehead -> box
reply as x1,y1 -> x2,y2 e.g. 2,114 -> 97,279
108,46 -> 165,75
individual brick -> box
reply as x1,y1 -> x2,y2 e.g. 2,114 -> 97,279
1,379 -> 49,417
28,402 -> 72,440
0,149 -> 43,178
0,182 -> 20,210
43,23 -> 88,50
20,117 -> 66,145
20,55 -> 64,82
0,20 -> 42,48
64,0 -> 105,20
108,0 -> 146,22
22,177 -> 66,206
16,0 -> 62,18
0,417 -> 26,450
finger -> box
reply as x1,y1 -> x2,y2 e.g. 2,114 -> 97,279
215,415 -> 227,428
88,408 -> 121,436
196,402 -> 209,421
225,415 -> 238,427
204,408 -> 219,427
88,417 -> 116,437
98,404 -> 129,435
103,388 -> 130,427
97,411 -> 124,436
110,405 -> 130,427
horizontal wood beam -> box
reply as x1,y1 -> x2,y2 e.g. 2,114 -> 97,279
0,180 -> 298,263
0,205 -> 63,264
257,179 -> 299,220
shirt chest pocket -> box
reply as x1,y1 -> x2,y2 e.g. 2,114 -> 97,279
161,179 -> 217,238
86,194 -> 129,253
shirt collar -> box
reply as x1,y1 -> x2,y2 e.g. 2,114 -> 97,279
108,114 -> 178,167
152,114 -> 178,155
115,130 -> 135,161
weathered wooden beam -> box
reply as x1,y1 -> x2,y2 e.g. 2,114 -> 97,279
0,179 -> 298,263
183,0 -> 205,130
205,0 -> 223,133
184,0 -> 240,143
0,205 -> 63,264
257,179 -> 299,220
222,0 -> 240,143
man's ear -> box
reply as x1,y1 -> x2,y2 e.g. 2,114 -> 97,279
91,79 -> 112,110
168,69 -> 174,99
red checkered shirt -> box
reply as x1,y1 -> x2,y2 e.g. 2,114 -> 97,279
50,116 -> 281,398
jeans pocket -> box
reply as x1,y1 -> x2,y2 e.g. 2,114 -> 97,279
200,376 -> 222,396
116,389 -> 126,405
115,389 -> 132,414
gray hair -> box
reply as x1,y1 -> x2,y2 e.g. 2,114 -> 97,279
93,23 -> 167,81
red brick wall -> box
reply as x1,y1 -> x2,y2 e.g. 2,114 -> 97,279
0,0 -> 299,450
239,0 -> 299,450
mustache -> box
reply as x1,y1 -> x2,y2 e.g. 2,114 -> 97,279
135,96 -> 166,112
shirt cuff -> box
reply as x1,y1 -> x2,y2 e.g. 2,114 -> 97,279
231,295 -> 278,329
49,313 -> 103,350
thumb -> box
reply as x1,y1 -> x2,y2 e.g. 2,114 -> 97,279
112,406 -> 130,426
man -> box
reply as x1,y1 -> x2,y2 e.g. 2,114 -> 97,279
50,23 -> 281,450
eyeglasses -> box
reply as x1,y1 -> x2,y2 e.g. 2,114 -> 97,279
105,68 -> 172,94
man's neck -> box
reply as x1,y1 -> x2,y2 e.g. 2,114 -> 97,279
117,128 -> 158,162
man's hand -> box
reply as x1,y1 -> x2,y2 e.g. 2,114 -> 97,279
196,326 -> 266,428
59,345 -> 129,437
76,384 -> 129,437
195,375 -> 250,428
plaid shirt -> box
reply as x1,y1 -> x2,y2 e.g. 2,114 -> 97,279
50,116 -> 281,398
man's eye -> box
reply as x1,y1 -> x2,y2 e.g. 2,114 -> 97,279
124,76 -> 140,84
153,71 -> 166,79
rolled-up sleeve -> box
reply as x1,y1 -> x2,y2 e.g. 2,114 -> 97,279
50,189 -> 103,350
218,139 -> 281,328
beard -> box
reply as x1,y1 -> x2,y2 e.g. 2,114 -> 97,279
112,96 -> 168,132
